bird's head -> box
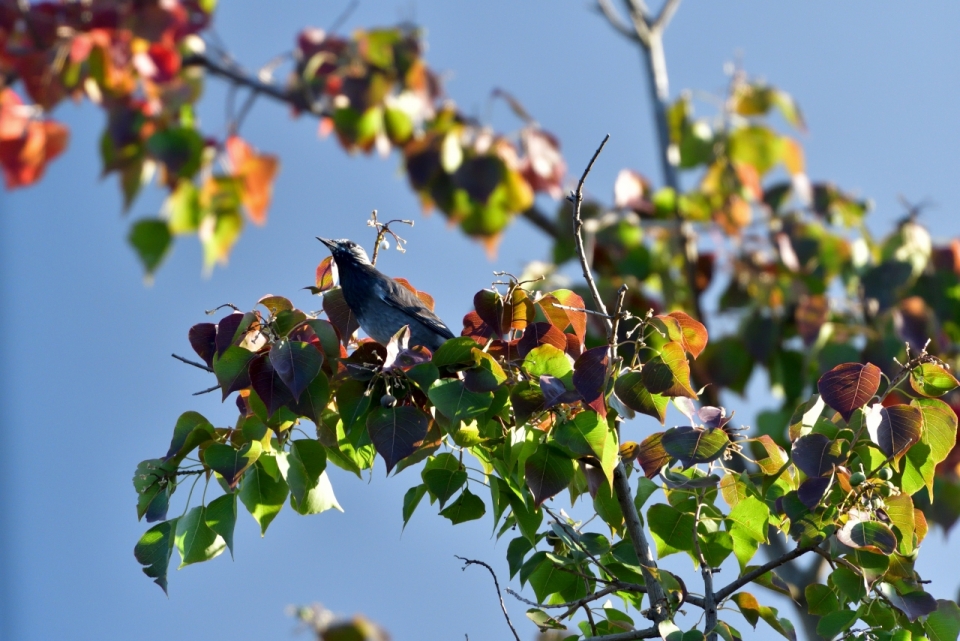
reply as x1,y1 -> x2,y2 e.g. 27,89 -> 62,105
317,237 -> 372,267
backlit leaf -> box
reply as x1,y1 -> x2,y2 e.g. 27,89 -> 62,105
866,404 -> 922,463
837,519 -> 897,555
366,406 -> 429,474
641,341 -> 697,399
175,506 -> 226,568
573,346 -> 609,417
134,518 -> 178,594
421,453 -> 467,508
128,218 -> 172,277
614,370 -> 669,423
791,433 -> 844,478
249,353 -> 294,418
525,444 -> 575,506
239,457 -> 289,535
203,441 -> 262,488
637,432 -> 670,478
647,503 -> 695,557
661,426 -> 729,468
817,362 -> 881,422
910,363 -> 959,398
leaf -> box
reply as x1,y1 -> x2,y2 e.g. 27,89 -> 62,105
804,584 -> 839,616
910,363 -> 959,397
439,487 -> 486,524
552,411 -> 608,461
731,592 -> 796,641
797,476 -> 832,509
727,495 -> 769,544
866,404 -> 923,462
637,432 -> 670,478
661,426 -> 729,467
511,381 -> 546,426
225,135 -> 279,225
268,340 -> 322,402
525,444 -> 575,506
216,312 -> 255,357
202,441 -> 263,488
188,323 -> 217,368
431,336 -> 480,368
249,353 -> 294,418
463,348 -> 508,393
751,435 -> 789,476
647,503 -> 695,557
213,345 -> 256,400
837,519 -> 897,555
925,600 -> 960,641
817,362 -> 881,422
573,346 -> 609,417
134,519 -> 178,594
289,470 -> 341,515
791,433 -> 844,478
128,218 -> 172,277
402,484 -> 428,530
816,609 -> 858,639
239,458 -> 289,535
903,398 -> 958,499
641,341 -> 697,399
421,453 -> 467,508
290,370 -> 330,427
164,411 -> 215,462
660,311 -> 709,358
204,493 -> 237,558
517,322 -> 567,357
366,406 -> 429,474
284,439 -> 328,512
877,583 -> 938,622
175,506 -> 226,568
134,459 -> 173,523
523,344 -> 574,387
428,379 -> 493,425
323,288 -> 359,345
615,371 -> 669,423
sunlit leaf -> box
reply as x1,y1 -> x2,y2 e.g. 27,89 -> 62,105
817,362 -> 881,422
525,444 -> 574,506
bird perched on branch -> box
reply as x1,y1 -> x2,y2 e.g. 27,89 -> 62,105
317,237 -> 455,351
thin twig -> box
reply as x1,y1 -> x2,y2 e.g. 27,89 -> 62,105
192,384 -> 221,396
596,0 -> 639,41
172,353 -> 214,373
653,0 -> 683,31
588,626 -> 660,641
609,284 -> 629,363
692,493 -> 718,641
506,584 -> 622,612
454,557 -> 521,641
328,0 -> 360,34
568,134 -> 613,333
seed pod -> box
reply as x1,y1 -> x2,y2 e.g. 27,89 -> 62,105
878,467 -> 894,481
850,472 -> 867,486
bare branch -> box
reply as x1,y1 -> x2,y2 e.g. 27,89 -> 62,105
569,134 -> 613,334
692,495 -> 718,640
590,625 -> 660,640
454,557 -> 521,641
172,353 -> 213,373
596,0 -> 640,41
192,384 -> 221,396
714,541 -> 820,602
653,0 -> 683,32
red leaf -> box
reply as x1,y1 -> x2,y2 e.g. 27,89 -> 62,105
517,322 -> 567,358
314,256 -> 337,293
573,346 -> 609,418
817,362 -> 882,422
226,135 -> 280,225
0,90 -> 69,189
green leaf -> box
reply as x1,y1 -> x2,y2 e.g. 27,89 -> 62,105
522,344 -> 574,387
366,406 -> 429,474
290,469 -> 341,515
730,529 -> 760,571
239,457 -> 289,535
213,346 -> 256,399
903,398 -> 958,499
816,609 -> 858,639
507,536 -> 534,578
552,410 -> 607,461
751,435 -> 789,476
268,340 -> 322,401
439,487 -> 486,524
291,370 -> 330,427
661,426 -> 729,467
133,458 -> 175,522
134,518 -> 178,593
837,519 -> 897,555
700,531 -> 734,568
202,441 -> 262,488
728,125 -> 782,175
924,599 -> 960,641
731,592 -> 796,640
507,486 -> 543,544
641,341 -> 697,398
614,371 -> 669,423
647,503 -> 695,558
146,126 -> 204,179
428,379 -> 493,425
167,179 -> 201,234
463,347 -> 507,392
877,583 -> 938,622
175,506 -> 226,568
911,363 -> 959,397
727,495 -> 769,544
431,336 -> 480,367
402,484 -> 428,530
528,557 -> 577,603
284,439 -> 330,514
164,411 -> 215,462
805,583 -> 839,616
524,444 -> 575,507
128,218 -> 172,277
421,453 -> 467,508
204,493 -> 237,558
829,565 -> 866,602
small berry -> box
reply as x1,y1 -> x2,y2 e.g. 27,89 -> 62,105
380,393 -> 397,408
850,472 -> 867,486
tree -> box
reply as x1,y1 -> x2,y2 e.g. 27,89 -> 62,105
4,2 -> 960,640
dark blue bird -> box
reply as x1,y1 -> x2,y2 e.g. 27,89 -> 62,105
317,237 -> 455,351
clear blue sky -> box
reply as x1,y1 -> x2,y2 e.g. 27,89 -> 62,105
2,2 -> 958,640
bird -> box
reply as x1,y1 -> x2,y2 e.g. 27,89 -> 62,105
317,237 -> 455,351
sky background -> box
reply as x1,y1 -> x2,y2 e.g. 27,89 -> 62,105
1,2 -> 959,640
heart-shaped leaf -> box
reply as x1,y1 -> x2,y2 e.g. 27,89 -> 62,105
525,444 -> 574,507
817,362 -> 881,422
421,453 -> 467,508
188,323 -> 217,368
203,441 -> 263,487
661,425 -> 729,467
791,433 -> 844,478
866,404 -> 923,462
877,583 -> 938,622
636,432 -> 670,478
268,339 -> 323,401
837,519 -> 897,555
249,353 -> 294,418
573,346 -> 609,417
614,371 -> 669,424
213,345 -> 257,400
367,406 -> 429,474
641,341 -> 697,399
910,362 -> 959,398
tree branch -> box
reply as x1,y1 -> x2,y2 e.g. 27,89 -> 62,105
692,495 -> 718,640
182,53 -> 316,114
521,205 -> 561,239
714,541 -> 820,603
454,557 -> 521,641
653,0 -> 683,32
596,0 -> 640,41
591,626 -> 660,641
171,353 -> 213,373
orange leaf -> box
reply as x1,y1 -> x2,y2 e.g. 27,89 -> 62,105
226,135 -> 280,225
0,92 -> 69,189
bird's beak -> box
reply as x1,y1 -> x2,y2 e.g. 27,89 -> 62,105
316,237 -> 334,251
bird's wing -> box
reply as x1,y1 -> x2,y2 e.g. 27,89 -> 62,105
378,279 -> 455,340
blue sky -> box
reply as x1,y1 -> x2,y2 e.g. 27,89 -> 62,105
1,2 -> 958,640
